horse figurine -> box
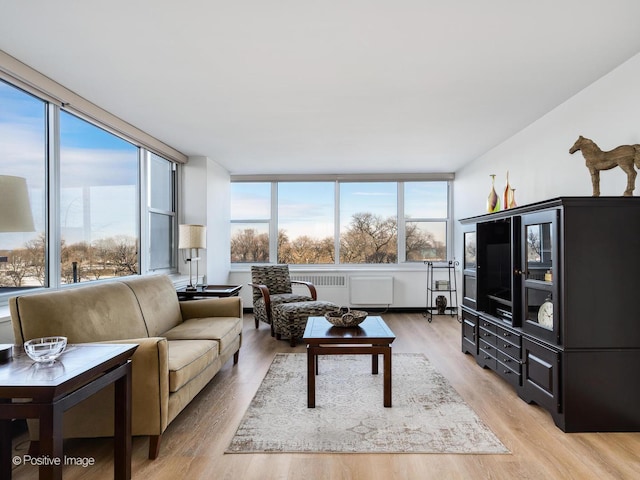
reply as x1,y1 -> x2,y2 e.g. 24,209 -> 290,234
569,136 -> 640,196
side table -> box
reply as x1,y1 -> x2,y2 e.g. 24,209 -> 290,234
0,343 -> 137,480
176,284 -> 242,300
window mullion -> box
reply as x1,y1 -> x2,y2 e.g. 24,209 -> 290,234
398,181 -> 406,263
271,181 -> 278,263
47,103 -> 61,289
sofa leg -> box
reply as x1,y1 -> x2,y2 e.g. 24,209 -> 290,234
149,434 -> 162,460
233,350 -> 239,364
254,317 -> 259,329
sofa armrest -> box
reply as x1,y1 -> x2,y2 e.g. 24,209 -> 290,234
179,296 -> 243,321
99,337 -> 170,435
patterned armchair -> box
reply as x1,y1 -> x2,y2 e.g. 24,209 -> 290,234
249,265 -> 317,335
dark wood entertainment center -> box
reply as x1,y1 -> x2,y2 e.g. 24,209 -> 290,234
460,197 -> 640,432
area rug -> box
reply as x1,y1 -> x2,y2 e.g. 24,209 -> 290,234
226,353 -> 509,454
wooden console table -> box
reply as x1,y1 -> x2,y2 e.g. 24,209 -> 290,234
0,343 -> 137,480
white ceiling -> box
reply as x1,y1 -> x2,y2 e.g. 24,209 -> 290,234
2,1 -> 640,175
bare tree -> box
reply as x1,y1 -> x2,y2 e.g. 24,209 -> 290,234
230,228 -> 269,262
23,233 -> 46,285
340,212 -> 397,263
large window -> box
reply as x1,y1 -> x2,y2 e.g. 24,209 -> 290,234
404,181 -> 448,261
340,182 -> 397,264
278,182 -> 334,264
0,80 -> 47,291
148,153 -> 176,271
230,183 -> 271,263
230,178 -> 451,265
59,111 -> 139,283
0,78 -> 178,301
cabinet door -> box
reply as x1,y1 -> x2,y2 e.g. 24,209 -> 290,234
462,229 -> 477,308
461,307 -> 478,356
521,338 -> 561,414
521,209 -> 560,345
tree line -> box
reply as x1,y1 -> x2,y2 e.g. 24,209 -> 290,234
231,212 -> 446,264
0,233 -> 138,288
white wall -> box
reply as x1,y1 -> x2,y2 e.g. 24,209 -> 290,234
454,52 -> 640,249
182,156 -> 231,285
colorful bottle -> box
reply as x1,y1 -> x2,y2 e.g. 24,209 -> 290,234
503,171 -> 511,209
487,174 -> 500,213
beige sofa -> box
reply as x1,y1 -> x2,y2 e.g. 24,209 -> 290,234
9,274 -> 243,459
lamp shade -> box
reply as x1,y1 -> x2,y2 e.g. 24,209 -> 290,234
178,224 -> 206,249
0,175 -> 36,233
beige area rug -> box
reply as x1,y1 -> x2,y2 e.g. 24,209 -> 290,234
226,353 -> 509,454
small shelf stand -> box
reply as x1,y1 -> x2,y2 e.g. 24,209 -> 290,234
424,260 -> 459,323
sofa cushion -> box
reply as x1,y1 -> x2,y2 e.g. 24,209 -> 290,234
167,339 -> 219,393
163,317 -> 242,354
122,275 -> 183,337
10,282 -> 149,343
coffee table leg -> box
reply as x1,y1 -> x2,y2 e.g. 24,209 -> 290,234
383,347 -> 392,407
114,361 -> 132,480
307,347 -> 316,408
372,353 -> 379,374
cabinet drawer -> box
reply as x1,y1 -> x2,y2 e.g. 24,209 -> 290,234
495,324 -> 520,347
479,318 -> 496,333
497,354 -> 521,375
497,359 -> 521,388
497,340 -> 521,361
478,338 -> 496,370
478,326 -> 496,345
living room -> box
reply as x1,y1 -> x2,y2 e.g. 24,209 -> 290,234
2,2 -> 640,479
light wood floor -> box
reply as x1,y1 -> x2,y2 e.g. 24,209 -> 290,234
10,312 -> 640,479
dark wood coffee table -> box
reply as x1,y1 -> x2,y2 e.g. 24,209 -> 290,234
303,316 -> 396,408
0,343 -> 137,480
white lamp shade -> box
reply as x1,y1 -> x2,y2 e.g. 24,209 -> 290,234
0,175 -> 36,233
178,224 -> 206,249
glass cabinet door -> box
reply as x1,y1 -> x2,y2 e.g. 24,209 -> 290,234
464,231 -> 477,270
521,209 -> 559,344
462,230 -> 477,308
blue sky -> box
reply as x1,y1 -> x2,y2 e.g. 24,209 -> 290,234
1,80 -> 138,249
232,181 -> 448,241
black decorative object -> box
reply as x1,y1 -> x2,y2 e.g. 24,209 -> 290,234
435,295 -> 447,315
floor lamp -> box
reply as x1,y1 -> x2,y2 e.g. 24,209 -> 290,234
178,224 -> 206,291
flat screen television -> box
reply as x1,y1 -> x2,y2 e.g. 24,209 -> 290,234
477,218 -> 515,322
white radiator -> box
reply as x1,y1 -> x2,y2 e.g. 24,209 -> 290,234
349,276 -> 394,305
290,275 -> 346,287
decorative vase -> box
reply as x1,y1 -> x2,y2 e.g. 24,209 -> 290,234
435,295 -> 447,315
508,187 -> 517,208
487,174 -> 500,213
503,171 -> 511,209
